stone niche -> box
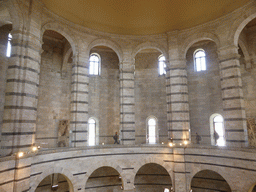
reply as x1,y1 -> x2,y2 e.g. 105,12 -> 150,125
57,120 -> 69,147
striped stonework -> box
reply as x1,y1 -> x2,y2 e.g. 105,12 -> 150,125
1,31 -> 41,156
70,54 -> 89,147
119,58 -> 135,145
0,25 -> 11,147
166,59 -> 190,143
218,46 -> 248,147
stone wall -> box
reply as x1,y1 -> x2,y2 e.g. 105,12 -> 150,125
88,48 -> 120,145
186,41 -> 223,145
134,52 -> 167,144
36,35 -> 72,148
0,146 -> 253,192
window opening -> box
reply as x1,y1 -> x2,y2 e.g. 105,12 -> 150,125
89,53 -> 100,75
194,50 -> 206,72
158,55 -> 166,75
88,118 -> 96,146
6,33 -> 12,57
148,118 -> 156,144
213,115 -> 225,146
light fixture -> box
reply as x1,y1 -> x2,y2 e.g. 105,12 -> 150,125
32,146 -> 38,152
37,146 -> 41,149
102,143 -> 105,145
17,152 -> 24,158
184,140 -> 188,145
180,143 -> 183,146
162,142 -> 164,145
51,184 -> 58,191
168,138 -> 174,147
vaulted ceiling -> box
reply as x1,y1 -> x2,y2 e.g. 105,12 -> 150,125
41,0 -> 250,35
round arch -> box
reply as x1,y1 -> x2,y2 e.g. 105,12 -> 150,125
87,38 -> 123,62
85,166 -> 123,191
233,12 -> 256,46
133,159 -> 172,184
132,41 -> 168,59
134,163 -> 172,191
41,22 -> 77,55
3,0 -> 24,31
190,169 -> 231,192
182,32 -> 220,58
248,182 -> 256,192
31,168 -> 74,192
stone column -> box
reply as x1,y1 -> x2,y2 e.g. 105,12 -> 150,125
119,55 -> 135,145
218,45 -> 248,147
70,53 -> 89,147
166,59 -> 190,144
0,25 -> 11,147
1,29 -> 41,156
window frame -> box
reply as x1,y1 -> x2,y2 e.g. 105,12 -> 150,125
210,113 -> 225,146
194,49 -> 206,72
88,118 -> 96,146
6,33 -> 12,57
89,53 -> 101,76
158,54 -> 166,76
146,116 -> 158,144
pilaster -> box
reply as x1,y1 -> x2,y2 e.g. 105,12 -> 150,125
166,59 -> 190,144
1,27 -> 41,156
0,24 -> 11,149
119,53 -> 135,145
173,148 -> 188,192
70,53 -> 89,147
218,45 -> 248,147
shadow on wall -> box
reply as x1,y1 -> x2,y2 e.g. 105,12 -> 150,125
35,173 -> 73,192
134,163 -> 172,192
85,166 -> 123,191
190,169 -> 231,192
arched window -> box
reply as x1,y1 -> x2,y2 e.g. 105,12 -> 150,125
213,115 -> 225,146
6,33 -> 12,57
147,118 -> 157,144
89,53 -> 100,75
158,55 -> 166,75
88,118 -> 96,146
194,49 -> 206,72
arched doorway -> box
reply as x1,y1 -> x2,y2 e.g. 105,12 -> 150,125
134,163 -> 172,191
85,166 -> 122,191
35,173 -> 73,192
190,170 -> 231,192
